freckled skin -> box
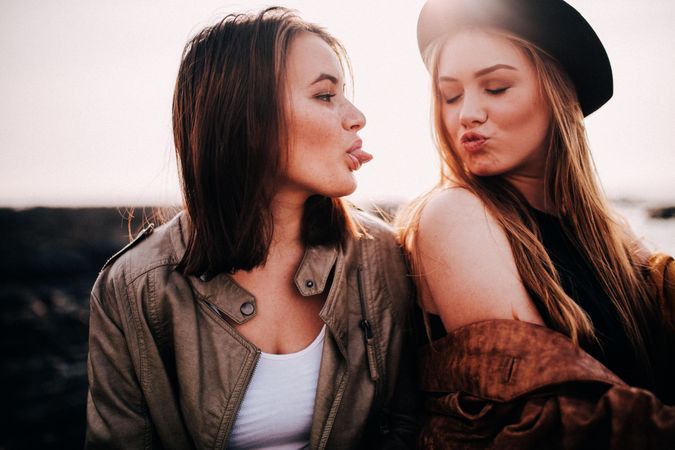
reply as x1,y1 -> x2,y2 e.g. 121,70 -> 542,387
228,34 -> 367,356
280,32 -> 366,199
438,30 -> 551,181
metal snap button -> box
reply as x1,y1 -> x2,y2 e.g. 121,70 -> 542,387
305,280 -> 315,288
240,301 -> 255,316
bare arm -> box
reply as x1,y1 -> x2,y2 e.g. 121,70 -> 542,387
416,188 -> 543,332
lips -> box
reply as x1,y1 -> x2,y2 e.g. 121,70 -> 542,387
346,141 -> 373,171
461,132 -> 488,152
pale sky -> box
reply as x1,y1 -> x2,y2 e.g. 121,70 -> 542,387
1,0 -> 674,208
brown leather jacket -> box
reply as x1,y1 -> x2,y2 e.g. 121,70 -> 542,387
85,211 -> 417,449
418,255 -> 675,449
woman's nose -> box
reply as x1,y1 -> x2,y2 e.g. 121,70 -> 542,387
343,101 -> 366,132
459,93 -> 487,128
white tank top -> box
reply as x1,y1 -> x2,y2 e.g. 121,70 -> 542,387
228,325 -> 326,450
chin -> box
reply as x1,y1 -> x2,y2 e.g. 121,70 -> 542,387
468,166 -> 499,177
328,184 -> 357,199
320,177 -> 357,198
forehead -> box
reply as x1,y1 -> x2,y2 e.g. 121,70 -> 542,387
286,32 -> 342,84
437,29 -> 531,77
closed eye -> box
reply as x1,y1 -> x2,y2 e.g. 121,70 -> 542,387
445,94 -> 462,104
486,87 -> 509,95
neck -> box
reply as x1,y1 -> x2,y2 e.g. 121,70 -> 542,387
504,172 -> 551,213
230,190 -> 307,280
268,190 -> 308,254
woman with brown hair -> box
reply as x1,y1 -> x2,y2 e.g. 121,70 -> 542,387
85,7 -> 416,449
398,0 -> 675,447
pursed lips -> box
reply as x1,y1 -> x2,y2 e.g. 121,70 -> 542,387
460,132 -> 488,152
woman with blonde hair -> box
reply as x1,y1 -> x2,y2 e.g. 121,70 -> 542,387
399,0 -> 675,447
86,7 -> 417,449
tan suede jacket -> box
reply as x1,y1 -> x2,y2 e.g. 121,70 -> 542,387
418,255 -> 675,449
85,211 -> 417,449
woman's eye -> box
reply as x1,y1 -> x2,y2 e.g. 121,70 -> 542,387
486,87 -> 509,95
445,94 -> 462,104
316,93 -> 336,102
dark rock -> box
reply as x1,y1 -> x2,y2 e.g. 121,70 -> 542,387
0,207 -> 166,449
647,206 -> 675,219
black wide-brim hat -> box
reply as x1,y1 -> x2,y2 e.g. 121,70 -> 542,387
417,0 -> 613,116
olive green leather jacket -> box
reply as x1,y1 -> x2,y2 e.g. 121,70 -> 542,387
85,211 -> 417,449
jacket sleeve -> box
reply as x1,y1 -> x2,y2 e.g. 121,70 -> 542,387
360,336 -> 420,450
360,321 -> 419,450
421,381 -> 675,449
418,315 -> 675,449
553,384 -> 675,449
360,237 -> 420,450
375,324 -> 420,450
361,277 -> 421,449
85,275 -> 155,449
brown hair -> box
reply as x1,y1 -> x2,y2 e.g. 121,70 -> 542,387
173,7 -> 359,276
398,29 -> 660,374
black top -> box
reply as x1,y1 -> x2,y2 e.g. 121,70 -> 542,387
528,208 -> 647,389
422,208 -> 649,390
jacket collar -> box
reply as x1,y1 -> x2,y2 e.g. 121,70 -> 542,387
419,319 -> 625,402
168,211 -> 342,327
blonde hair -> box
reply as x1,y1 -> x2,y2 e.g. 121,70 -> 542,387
398,29 -> 658,372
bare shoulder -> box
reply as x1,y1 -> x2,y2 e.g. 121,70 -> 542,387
416,187 -> 543,331
419,187 -> 493,233
417,187 -> 501,259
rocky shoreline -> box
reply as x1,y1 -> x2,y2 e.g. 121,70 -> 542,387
648,206 -> 675,219
1,207 -> 156,449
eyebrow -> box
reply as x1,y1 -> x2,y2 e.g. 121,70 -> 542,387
439,64 -> 517,82
310,73 -> 339,85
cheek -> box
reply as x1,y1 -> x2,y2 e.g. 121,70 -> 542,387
498,91 -> 549,140
291,108 -> 339,151
285,106 -> 345,181
441,108 -> 459,138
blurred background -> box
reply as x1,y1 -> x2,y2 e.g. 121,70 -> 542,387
1,0 -> 673,448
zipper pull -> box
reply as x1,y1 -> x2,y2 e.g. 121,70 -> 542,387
359,319 -> 373,339
357,267 -> 380,381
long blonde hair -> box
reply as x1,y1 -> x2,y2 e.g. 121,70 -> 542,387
398,29 -> 658,372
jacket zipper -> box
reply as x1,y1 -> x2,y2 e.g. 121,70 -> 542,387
316,361 -> 348,450
356,266 -> 391,438
223,349 -> 260,445
204,300 -> 261,448
357,266 -> 380,381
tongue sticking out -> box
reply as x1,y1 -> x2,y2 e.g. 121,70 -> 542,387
347,148 -> 373,171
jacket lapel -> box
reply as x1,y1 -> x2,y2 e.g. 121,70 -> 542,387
310,247 -> 353,449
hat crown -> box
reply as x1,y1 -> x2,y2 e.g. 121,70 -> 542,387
417,0 -> 613,116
